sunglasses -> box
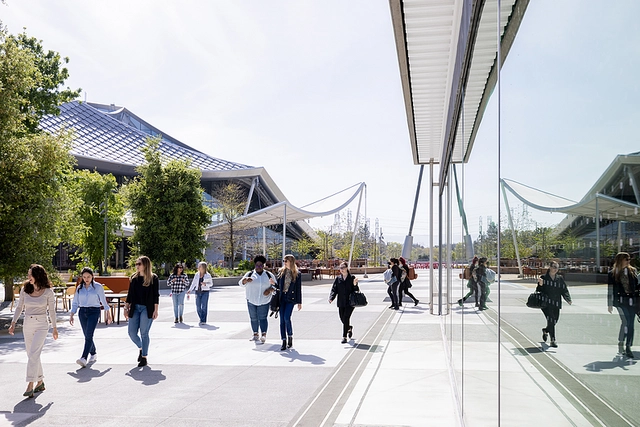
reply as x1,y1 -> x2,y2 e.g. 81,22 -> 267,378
135,262 -> 142,266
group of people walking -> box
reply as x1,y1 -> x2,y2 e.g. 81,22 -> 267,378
384,257 -> 419,310
457,256 -> 490,310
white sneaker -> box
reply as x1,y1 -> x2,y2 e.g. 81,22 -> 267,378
250,334 -> 259,341
88,354 -> 97,363
260,334 -> 266,343
76,358 -> 87,368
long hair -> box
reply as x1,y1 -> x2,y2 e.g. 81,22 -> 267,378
24,264 -> 52,295
197,261 -> 208,277
399,257 -> 407,266
471,256 -> 479,265
78,266 -> 95,290
131,256 -> 153,287
172,263 -> 184,276
613,252 -> 636,282
339,261 -> 350,277
279,254 -> 298,281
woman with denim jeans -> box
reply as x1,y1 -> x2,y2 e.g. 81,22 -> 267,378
239,255 -> 275,343
167,263 -> 189,323
277,254 -> 302,351
608,252 -> 638,358
187,262 -> 213,325
69,267 -> 112,368
124,256 -> 159,367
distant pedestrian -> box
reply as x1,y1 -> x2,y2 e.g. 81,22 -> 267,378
458,256 -> 479,307
389,258 -> 401,310
329,262 -> 359,343
69,267 -> 112,368
277,254 -> 302,351
124,256 -> 159,367
398,257 -> 419,306
538,261 -> 572,348
188,262 -> 213,325
239,255 -> 276,343
167,263 -> 189,323
8,264 -> 58,398
383,262 -> 397,308
474,257 -> 489,310
608,252 -> 638,358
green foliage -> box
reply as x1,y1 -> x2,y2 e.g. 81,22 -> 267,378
73,170 -> 125,273
291,237 -> 320,260
0,29 -> 80,136
237,259 -> 254,271
123,138 -> 212,270
0,27 -> 80,300
211,181 -> 246,269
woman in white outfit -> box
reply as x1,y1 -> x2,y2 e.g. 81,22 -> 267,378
8,264 -> 59,398
239,255 -> 276,343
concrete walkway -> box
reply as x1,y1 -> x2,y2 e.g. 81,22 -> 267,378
0,271 -> 615,426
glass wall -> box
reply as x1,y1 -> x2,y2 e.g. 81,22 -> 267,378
445,0 -> 640,425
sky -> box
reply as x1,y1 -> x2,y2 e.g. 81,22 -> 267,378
2,0 -> 638,246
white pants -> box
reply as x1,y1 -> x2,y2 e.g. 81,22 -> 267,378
23,315 -> 49,382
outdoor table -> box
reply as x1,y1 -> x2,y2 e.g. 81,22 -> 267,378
105,293 -> 128,325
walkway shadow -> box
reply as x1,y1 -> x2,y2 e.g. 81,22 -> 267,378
67,366 -> 112,383
125,366 -> 166,386
584,356 -> 636,372
279,349 -> 326,365
174,322 -> 193,330
198,324 -> 219,331
1,400 -> 53,426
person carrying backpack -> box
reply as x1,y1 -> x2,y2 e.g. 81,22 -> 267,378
389,258 -> 402,310
398,257 -> 419,306
383,262 -> 398,309
458,256 -> 479,307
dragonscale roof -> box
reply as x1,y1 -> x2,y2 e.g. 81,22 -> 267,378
39,101 -> 251,172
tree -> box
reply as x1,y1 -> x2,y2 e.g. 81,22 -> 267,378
211,181 -> 246,269
124,138 -> 212,273
291,237 -> 320,260
73,170 -> 125,273
0,28 -> 80,301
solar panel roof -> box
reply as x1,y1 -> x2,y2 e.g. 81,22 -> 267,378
39,101 -> 252,172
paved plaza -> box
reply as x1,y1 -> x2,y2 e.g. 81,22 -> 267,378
0,271 -> 637,426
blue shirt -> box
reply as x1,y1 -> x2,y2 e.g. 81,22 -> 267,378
71,281 -> 111,314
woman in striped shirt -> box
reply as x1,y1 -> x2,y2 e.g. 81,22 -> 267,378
167,263 -> 189,323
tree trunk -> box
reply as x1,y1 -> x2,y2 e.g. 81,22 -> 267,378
4,276 -> 14,303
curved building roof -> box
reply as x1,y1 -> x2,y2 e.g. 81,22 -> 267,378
39,101 -> 252,174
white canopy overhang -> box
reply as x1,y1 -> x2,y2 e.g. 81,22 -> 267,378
205,183 -> 366,238
502,178 -> 640,223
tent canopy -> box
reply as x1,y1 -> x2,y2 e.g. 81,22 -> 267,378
501,178 -> 640,222
206,183 -> 365,237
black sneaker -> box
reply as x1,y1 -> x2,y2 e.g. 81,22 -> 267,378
626,347 -> 634,359
550,341 -> 558,348
138,357 -> 147,367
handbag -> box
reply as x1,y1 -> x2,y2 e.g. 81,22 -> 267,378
349,290 -> 368,307
269,291 -> 280,318
526,292 -> 547,309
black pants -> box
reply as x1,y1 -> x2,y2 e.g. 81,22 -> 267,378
338,306 -> 355,337
542,306 -> 560,340
478,280 -> 487,307
399,281 -> 418,304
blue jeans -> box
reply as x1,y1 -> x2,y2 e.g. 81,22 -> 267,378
78,307 -> 100,359
279,301 -> 295,339
617,305 -> 636,347
128,305 -> 153,357
195,291 -> 210,323
172,291 -> 186,319
247,301 -> 269,334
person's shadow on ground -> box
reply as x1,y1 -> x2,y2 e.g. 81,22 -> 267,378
1,400 -> 53,425
67,366 -> 112,383
198,324 -> 219,331
125,366 -> 167,386
584,356 -> 636,372
174,322 -> 193,330
279,349 -> 326,365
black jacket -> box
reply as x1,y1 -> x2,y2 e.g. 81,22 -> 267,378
126,274 -> 160,319
391,264 -> 402,284
278,270 -> 302,304
536,272 -> 571,309
608,268 -> 639,308
329,273 -> 358,308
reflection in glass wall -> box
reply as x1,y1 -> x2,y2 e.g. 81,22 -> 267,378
499,0 -> 640,425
